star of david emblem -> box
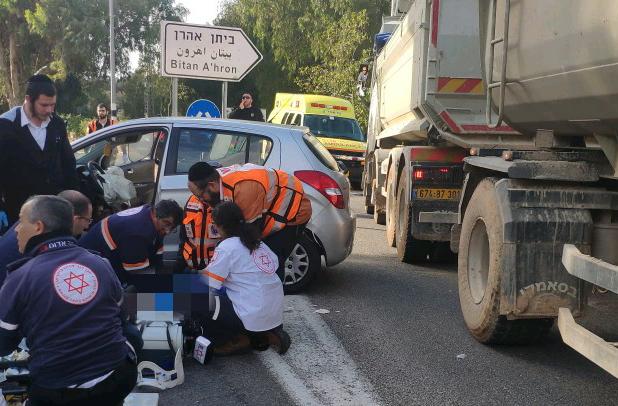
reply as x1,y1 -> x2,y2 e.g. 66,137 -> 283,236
259,254 -> 272,267
64,272 -> 90,295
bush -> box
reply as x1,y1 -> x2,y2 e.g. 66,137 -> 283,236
60,114 -> 92,141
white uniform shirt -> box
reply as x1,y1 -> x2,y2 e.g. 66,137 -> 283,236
203,237 -> 283,332
21,107 -> 50,150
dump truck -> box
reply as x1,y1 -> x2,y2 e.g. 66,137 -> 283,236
364,0 -> 618,377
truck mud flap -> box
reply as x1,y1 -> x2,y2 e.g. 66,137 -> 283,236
495,179 -> 590,318
558,308 -> 618,379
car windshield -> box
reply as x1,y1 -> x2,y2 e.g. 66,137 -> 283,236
303,114 -> 365,142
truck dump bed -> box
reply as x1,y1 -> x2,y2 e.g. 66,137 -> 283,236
480,0 -> 618,138
373,0 -> 517,146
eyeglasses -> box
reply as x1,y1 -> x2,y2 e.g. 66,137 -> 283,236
242,96 -> 252,100
76,216 -> 93,224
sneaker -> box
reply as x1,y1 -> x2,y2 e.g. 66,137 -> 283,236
266,327 -> 291,355
213,334 -> 251,356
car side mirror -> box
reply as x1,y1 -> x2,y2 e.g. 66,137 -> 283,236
337,160 -> 349,175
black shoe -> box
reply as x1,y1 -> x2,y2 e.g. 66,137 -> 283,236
266,327 -> 291,355
250,333 -> 270,352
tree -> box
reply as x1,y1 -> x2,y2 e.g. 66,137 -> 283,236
0,0 -> 186,108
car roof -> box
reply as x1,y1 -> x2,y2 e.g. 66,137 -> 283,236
107,117 -> 308,132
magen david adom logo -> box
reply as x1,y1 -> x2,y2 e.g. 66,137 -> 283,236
53,263 -> 99,305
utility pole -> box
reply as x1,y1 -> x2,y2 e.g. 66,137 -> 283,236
109,0 -> 117,120
222,82 -> 228,118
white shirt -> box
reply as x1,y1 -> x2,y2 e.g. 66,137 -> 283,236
21,106 -> 50,150
203,237 -> 283,331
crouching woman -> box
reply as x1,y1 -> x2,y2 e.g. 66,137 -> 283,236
200,201 -> 290,356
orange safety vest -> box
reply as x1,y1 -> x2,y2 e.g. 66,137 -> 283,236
87,118 -> 117,134
220,164 -> 305,237
181,195 -> 220,270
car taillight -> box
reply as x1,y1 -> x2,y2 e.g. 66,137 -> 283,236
439,168 -> 449,174
294,170 -> 345,209
413,168 -> 425,180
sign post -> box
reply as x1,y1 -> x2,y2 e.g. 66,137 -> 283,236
160,21 -> 263,117
222,82 -> 228,118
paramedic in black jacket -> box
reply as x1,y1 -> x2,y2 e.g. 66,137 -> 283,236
0,75 -> 80,224
0,195 -> 136,406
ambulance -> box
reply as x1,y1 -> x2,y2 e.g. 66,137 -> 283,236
267,93 -> 365,187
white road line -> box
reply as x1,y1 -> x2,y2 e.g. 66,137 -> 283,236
257,296 -> 383,406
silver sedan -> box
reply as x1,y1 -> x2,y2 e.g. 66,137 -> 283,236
72,118 -> 356,292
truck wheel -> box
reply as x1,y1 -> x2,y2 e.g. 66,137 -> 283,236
363,180 -> 374,215
396,183 -> 431,263
386,185 -> 397,247
374,209 -> 386,225
458,178 -> 553,344
283,233 -> 320,294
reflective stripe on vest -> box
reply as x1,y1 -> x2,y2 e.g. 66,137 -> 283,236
220,165 -> 304,237
181,196 -> 218,270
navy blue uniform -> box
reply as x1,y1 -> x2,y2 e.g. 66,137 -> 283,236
79,205 -> 163,282
0,223 -> 20,287
0,235 -> 129,389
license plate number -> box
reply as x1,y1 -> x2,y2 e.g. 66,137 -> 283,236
415,188 -> 460,200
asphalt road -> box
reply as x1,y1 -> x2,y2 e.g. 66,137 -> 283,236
157,192 -> 618,405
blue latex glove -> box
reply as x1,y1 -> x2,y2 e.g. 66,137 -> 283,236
0,211 -> 8,233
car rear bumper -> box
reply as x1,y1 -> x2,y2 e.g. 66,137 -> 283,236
308,204 -> 356,266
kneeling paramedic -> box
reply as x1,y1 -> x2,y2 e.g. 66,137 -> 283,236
200,201 -> 290,355
0,196 -> 136,406
185,162 -> 312,282
79,200 -> 183,285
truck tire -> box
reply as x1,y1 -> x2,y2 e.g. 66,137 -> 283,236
363,180 -> 374,215
458,178 -> 553,344
395,183 -> 431,263
374,209 -> 386,225
386,184 -> 397,247
283,233 -> 320,294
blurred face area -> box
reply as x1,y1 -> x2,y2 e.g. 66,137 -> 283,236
27,94 -> 56,123
73,204 -> 93,237
15,203 -> 45,254
188,180 -> 221,207
152,215 -> 177,236
97,107 -> 108,120
241,93 -> 253,108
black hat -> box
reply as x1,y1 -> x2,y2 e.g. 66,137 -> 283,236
188,162 -> 216,182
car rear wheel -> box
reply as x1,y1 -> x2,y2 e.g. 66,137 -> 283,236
283,234 -> 320,294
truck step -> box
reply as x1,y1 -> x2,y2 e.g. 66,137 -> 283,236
558,308 -> 618,379
562,244 -> 618,294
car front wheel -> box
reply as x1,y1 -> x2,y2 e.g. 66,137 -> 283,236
282,233 -> 321,294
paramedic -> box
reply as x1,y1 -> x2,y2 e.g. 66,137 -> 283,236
0,195 -> 136,405
185,162 -> 312,282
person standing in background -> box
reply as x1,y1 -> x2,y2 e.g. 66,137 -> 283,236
229,92 -> 265,121
87,103 -> 117,134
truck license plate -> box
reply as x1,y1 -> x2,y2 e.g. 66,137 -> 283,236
415,188 -> 460,200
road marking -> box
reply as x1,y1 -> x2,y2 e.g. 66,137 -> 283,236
257,296 -> 383,406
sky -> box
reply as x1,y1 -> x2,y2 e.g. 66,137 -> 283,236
129,0 -> 224,70
178,0 -> 223,25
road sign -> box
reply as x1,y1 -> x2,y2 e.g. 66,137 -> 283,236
186,99 -> 221,118
160,21 -> 263,82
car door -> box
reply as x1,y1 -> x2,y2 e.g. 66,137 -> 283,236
73,124 -> 170,206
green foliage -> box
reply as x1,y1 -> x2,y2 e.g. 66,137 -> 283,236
60,113 -> 91,141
